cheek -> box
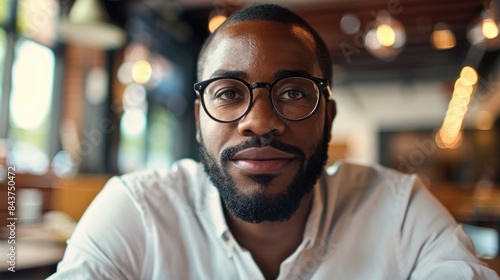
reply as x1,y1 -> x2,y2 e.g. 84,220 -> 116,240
294,124 -> 323,146
199,114 -> 235,155
303,105 -> 327,131
293,115 -> 327,149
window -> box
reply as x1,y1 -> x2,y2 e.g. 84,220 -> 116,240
0,29 -> 6,124
0,0 -> 59,176
7,39 -> 55,174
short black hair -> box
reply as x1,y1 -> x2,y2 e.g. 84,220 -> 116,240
197,4 -> 332,84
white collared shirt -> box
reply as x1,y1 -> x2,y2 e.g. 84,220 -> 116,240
48,159 -> 499,279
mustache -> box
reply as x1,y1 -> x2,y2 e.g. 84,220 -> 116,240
220,137 -> 305,164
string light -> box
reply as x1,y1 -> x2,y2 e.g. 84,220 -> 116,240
460,66 -> 479,85
437,66 -> 478,149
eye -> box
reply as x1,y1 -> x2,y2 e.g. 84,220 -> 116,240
214,89 -> 245,101
278,89 -> 305,100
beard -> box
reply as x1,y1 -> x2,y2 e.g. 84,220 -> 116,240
199,125 -> 330,224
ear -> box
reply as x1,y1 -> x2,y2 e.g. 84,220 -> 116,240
194,100 -> 201,143
325,99 -> 337,142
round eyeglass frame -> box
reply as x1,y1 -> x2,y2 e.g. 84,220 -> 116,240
194,74 -> 331,123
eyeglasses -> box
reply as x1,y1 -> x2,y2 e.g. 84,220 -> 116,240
194,75 -> 331,123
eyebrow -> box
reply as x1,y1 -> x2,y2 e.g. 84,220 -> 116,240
273,70 -> 314,80
211,70 -> 247,79
210,69 -> 315,81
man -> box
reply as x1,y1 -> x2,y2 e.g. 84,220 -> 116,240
49,4 -> 499,280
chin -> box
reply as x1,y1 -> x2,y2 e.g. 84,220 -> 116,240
198,129 -> 329,223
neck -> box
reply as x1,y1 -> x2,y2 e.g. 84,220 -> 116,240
224,191 -> 314,280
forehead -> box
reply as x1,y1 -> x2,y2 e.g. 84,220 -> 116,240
201,20 -> 320,80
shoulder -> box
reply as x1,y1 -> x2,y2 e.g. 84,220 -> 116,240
105,159 -> 210,218
325,160 -> 418,195
322,161 -> 425,224
51,159 -> 212,279
119,158 -> 205,186
117,158 -> 207,197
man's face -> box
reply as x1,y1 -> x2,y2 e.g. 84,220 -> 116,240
195,20 -> 335,223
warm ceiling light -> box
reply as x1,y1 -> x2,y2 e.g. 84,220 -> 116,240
460,66 -> 479,86
376,24 -> 396,47
437,70 -> 478,150
453,87 -> 472,99
431,30 -> 456,49
439,130 -> 463,149
209,15 -> 227,33
482,18 -> 499,39
451,96 -> 472,110
467,8 -> 500,50
430,24 -> 456,50
364,14 -> 406,61
446,105 -> 468,117
132,60 -> 152,85
443,114 -> 463,124
454,78 -> 473,93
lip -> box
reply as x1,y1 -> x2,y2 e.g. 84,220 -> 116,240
230,147 -> 296,175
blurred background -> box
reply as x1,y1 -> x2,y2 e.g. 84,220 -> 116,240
0,0 -> 499,278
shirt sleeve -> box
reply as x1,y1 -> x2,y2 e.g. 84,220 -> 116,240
398,177 -> 500,279
47,177 -> 148,280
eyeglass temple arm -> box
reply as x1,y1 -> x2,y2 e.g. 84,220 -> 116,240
323,85 -> 333,99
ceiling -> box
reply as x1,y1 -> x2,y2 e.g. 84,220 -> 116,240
171,0 -> 491,84
100,0 -> 498,85
291,0 -> 486,84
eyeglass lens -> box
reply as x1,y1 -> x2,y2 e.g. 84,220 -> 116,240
202,77 -> 320,121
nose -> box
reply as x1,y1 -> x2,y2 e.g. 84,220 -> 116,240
237,90 -> 286,137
